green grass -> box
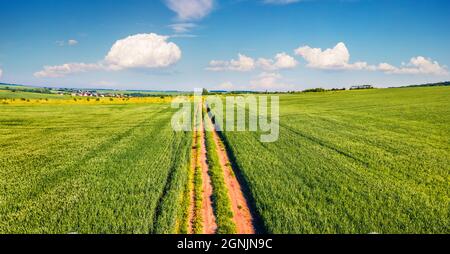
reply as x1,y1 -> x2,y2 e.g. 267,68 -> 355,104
1,86 -> 448,234
177,131 -> 196,234
193,168 -> 203,233
0,102 -> 191,233
0,89 -> 67,100
193,132 -> 204,234
94,89 -> 187,96
203,108 -> 237,234
215,86 -> 450,234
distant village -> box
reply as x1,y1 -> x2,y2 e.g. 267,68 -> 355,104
68,90 -> 129,98
0,83 -> 175,98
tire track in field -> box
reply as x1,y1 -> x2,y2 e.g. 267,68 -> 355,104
198,103 -> 218,234
185,101 -> 218,234
151,129 -> 187,233
205,105 -> 256,234
279,123 -> 370,167
186,102 -> 200,234
230,101 -> 369,167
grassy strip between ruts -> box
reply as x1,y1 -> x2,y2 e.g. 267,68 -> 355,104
192,105 -> 204,234
179,103 -> 204,234
203,107 -> 237,234
192,130 -> 204,234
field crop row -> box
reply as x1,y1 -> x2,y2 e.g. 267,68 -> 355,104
212,87 -> 450,233
0,103 -> 191,233
1,86 -> 448,234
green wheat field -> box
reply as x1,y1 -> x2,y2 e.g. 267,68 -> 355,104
0,86 -> 449,234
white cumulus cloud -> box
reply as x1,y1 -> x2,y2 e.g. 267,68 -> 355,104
105,33 -> 181,70
207,54 -> 256,72
35,33 -> 182,78
377,62 -> 397,73
34,63 -> 103,78
294,42 -> 374,71
378,56 -> 448,75
294,42 -> 448,75
0,68 -> 3,79
207,52 -> 297,72
165,0 -> 214,21
257,52 -> 298,71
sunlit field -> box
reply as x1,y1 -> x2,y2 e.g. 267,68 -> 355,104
0,99 -> 191,233
1,86 -> 449,234
215,87 -> 450,233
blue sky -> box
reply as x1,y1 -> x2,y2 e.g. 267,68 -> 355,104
0,0 -> 449,91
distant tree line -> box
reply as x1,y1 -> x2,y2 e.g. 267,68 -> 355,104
349,85 -> 374,90
395,81 -> 450,88
302,88 -> 326,93
3,86 -> 52,94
